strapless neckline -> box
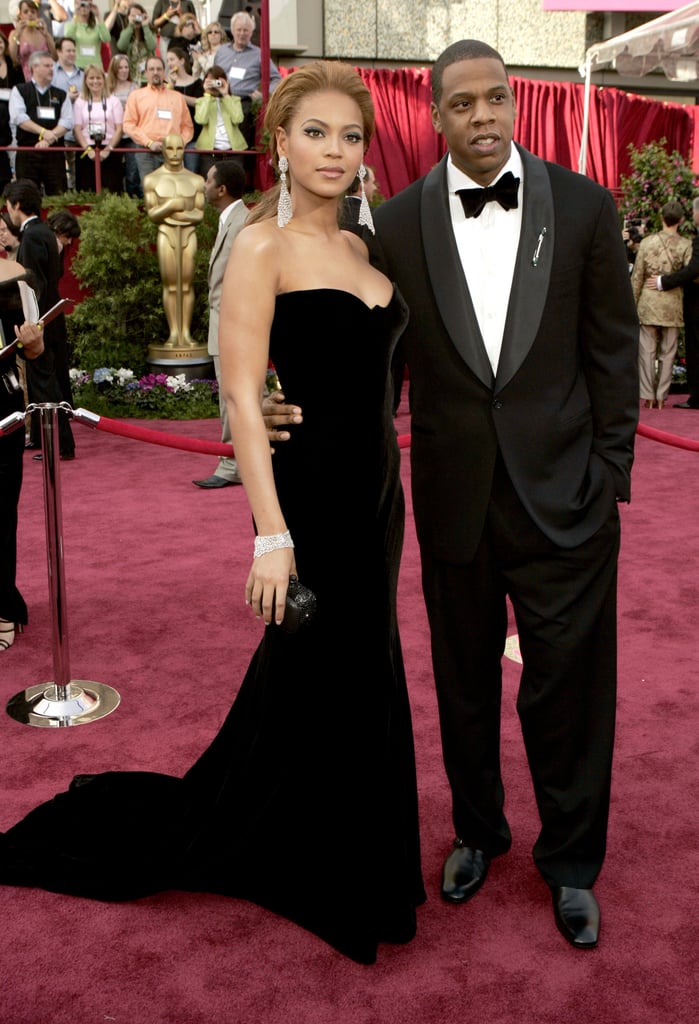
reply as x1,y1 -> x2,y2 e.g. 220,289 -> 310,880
276,287 -> 395,313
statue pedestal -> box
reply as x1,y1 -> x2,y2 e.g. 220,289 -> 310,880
147,344 -> 214,383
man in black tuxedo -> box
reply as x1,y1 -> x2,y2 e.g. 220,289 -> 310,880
646,196 -> 699,409
371,40 -> 638,949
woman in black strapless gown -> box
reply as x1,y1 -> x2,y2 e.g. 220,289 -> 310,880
0,63 -> 426,965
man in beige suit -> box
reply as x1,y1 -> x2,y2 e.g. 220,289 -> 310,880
193,159 -> 248,488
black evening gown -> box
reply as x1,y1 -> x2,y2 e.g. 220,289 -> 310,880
0,288 -> 426,964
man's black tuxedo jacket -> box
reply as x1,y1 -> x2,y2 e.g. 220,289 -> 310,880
374,146 -> 639,564
17,218 -> 61,315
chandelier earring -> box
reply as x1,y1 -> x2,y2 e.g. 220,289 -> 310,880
357,162 -> 375,235
277,154 -> 292,228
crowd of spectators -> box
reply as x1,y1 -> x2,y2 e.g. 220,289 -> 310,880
0,4 -> 281,196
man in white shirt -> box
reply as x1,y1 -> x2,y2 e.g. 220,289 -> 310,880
9,50 -> 72,194
51,37 -> 83,187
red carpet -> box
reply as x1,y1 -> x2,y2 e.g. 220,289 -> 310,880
1,394 -> 697,1023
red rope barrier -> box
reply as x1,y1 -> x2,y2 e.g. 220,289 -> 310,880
635,421 -> 699,452
71,410 -> 699,456
77,411 -> 233,456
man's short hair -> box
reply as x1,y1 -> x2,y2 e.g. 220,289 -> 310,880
28,49 -> 53,70
56,37 -> 75,53
661,200 -> 684,227
213,159 -> 245,200
431,39 -> 508,106
3,179 -> 43,217
230,10 -> 254,31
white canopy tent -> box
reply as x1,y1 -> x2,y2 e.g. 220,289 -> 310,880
579,0 -> 699,174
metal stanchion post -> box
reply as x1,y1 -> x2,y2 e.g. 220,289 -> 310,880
5,403 -> 120,728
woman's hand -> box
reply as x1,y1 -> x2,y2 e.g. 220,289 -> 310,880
245,548 -> 297,626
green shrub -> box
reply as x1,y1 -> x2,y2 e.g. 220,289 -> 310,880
45,191 -> 219,374
619,139 -> 698,234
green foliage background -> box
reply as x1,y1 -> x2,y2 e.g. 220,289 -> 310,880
44,191 -> 219,375
619,139 -> 698,234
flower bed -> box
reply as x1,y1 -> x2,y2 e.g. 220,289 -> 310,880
69,367 -> 219,420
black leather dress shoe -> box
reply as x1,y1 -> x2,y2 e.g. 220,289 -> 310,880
32,452 -> 75,461
192,475 -> 241,489
441,839 -> 490,903
673,401 -> 699,409
551,887 -> 600,948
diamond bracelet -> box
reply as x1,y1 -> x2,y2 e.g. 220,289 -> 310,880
253,531 -> 294,558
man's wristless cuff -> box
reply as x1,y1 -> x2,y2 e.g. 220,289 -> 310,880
254,531 -> 294,558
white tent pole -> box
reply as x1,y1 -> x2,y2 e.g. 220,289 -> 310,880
579,54 -> 593,176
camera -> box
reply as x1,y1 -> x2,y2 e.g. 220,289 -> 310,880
79,1 -> 90,7
91,129 -> 104,147
211,79 -> 223,88
132,13 -> 142,21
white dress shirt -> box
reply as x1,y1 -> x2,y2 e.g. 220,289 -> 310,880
447,148 -> 524,375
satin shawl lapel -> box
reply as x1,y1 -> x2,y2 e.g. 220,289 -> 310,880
495,145 -> 554,393
421,156 -> 494,389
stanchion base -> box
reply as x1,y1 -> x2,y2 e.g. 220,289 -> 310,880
6,680 -> 121,728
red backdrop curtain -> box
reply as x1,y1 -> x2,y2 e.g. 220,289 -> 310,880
268,66 -> 696,199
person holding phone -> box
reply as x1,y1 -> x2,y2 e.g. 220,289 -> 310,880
149,0 -> 196,60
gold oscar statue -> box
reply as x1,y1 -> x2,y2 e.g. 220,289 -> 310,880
144,134 -> 206,363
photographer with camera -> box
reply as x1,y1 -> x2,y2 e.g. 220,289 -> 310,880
150,0 -> 196,61
72,62 -> 123,191
105,0 -> 132,56
115,2 -> 156,84
173,12 -> 202,67
193,65 -> 246,178
64,1 -> 110,69
8,1 -> 58,80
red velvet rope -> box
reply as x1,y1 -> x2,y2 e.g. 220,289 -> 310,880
82,413 -> 698,455
91,415 -> 234,456
635,421 -> 699,452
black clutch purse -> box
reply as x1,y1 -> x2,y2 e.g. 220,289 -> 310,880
279,574 -> 317,634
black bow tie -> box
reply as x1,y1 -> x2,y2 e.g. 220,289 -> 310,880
457,171 -> 520,219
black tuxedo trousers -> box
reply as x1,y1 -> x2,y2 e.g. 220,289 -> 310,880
421,453 -> 619,888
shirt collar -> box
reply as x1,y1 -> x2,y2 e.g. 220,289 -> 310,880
218,198 -> 243,227
446,146 -> 523,194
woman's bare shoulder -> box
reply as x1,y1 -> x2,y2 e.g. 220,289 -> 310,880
341,228 -> 370,260
231,219 -> 283,266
